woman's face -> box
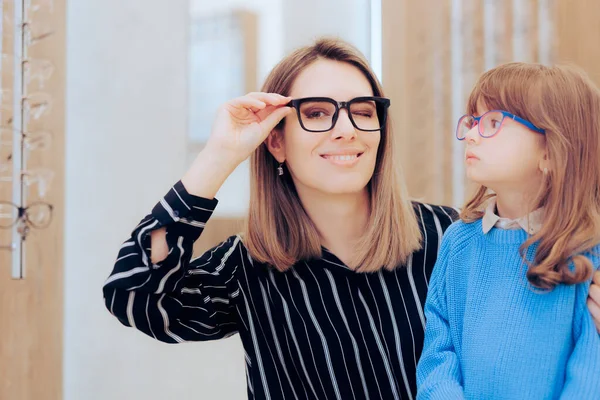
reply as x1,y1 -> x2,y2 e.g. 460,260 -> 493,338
268,59 -> 382,198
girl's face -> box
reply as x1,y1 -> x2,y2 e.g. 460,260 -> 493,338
267,60 -> 382,198
462,104 -> 548,195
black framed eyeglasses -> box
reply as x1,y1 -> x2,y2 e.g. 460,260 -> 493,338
287,96 -> 391,133
0,201 -> 53,229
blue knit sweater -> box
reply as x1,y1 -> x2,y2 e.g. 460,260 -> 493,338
416,220 -> 600,400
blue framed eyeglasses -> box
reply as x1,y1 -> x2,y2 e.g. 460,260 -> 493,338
456,110 -> 545,140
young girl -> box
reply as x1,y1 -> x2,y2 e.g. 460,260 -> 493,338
417,62 -> 600,399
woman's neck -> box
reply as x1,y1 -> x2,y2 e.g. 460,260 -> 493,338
297,187 -> 371,265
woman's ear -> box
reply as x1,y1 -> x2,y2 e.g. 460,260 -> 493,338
266,129 -> 286,163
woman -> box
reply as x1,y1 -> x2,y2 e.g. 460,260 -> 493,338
103,39 -> 600,400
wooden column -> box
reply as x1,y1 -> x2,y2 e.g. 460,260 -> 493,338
0,0 -> 65,398
555,0 -> 600,86
382,0 -> 470,206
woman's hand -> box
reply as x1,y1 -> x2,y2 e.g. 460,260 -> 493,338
587,270 -> 600,333
181,92 -> 292,199
205,92 -> 292,166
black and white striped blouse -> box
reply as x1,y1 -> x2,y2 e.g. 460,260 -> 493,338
103,181 -> 458,400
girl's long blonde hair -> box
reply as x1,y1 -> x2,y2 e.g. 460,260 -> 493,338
244,38 -> 422,272
461,62 -> 600,289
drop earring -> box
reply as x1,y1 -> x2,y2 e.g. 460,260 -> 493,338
277,163 -> 284,176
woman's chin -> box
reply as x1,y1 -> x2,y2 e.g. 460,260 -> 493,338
319,179 -> 371,196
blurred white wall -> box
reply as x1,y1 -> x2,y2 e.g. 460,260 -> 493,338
283,0 -> 371,56
64,1 -> 246,399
